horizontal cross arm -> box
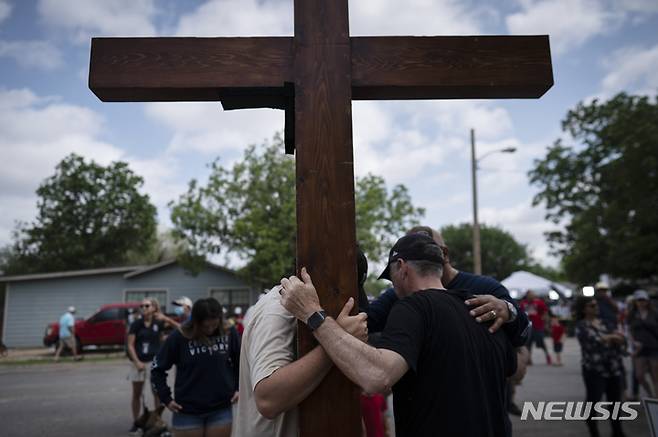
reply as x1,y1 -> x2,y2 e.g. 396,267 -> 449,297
89,37 -> 294,102
89,35 -> 553,103
351,35 -> 553,99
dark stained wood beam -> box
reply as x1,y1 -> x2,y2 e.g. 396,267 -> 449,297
90,35 -> 552,104
89,37 -> 293,102
351,35 -> 553,99
293,0 -> 360,436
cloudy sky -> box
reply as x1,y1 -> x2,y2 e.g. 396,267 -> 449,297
1,0 -> 657,268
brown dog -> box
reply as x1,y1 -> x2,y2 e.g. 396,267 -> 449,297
134,404 -> 170,437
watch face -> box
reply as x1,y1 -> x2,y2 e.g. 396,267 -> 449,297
308,311 -> 327,331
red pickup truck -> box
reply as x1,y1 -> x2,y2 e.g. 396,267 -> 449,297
44,302 -> 142,351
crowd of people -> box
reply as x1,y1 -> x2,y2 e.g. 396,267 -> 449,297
50,226 -> 656,437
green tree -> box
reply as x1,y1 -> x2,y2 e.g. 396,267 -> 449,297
528,93 -> 658,283
170,133 -> 425,286
3,154 -> 157,274
440,223 -> 531,281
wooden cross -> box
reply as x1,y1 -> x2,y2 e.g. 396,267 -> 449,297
88,1 -> 553,435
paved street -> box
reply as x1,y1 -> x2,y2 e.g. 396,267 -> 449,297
512,337 -> 650,436
0,358 -> 170,436
0,338 -> 652,436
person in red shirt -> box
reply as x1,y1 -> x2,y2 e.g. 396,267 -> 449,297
520,290 -> 552,365
551,314 -> 565,366
233,306 -> 245,336
361,393 -> 388,437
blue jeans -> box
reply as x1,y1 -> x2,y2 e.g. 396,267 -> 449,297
172,407 -> 232,431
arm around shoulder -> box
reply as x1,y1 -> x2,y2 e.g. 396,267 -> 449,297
312,317 -> 408,395
254,344 -> 332,419
246,307 -> 333,419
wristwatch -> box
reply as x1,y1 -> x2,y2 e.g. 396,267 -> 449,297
505,301 -> 518,323
307,310 -> 327,331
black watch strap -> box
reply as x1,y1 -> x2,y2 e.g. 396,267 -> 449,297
307,310 -> 327,331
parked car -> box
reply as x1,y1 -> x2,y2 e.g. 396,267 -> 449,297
44,302 -> 141,351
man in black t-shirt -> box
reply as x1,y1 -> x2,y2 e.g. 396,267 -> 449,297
280,233 -> 516,437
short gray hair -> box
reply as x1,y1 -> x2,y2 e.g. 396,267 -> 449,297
406,260 -> 443,278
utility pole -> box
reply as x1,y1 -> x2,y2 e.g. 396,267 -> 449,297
469,130 -> 517,276
470,128 -> 482,275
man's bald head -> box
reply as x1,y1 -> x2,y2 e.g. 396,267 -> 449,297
407,225 -> 445,247
405,225 -> 458,282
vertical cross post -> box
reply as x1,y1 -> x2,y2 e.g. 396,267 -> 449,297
294,1 -> 361,435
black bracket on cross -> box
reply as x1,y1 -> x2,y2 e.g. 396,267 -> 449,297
218,82 -> 295,155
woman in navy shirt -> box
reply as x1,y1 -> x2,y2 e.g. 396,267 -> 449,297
127,298 -> 175,434
151,298 -> 240,437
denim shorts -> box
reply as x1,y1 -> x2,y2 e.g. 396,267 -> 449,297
172,407 -> 232,430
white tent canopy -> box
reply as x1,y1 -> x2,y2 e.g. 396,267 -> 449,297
501,270 -> 573,300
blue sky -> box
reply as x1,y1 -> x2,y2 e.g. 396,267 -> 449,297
1,0 -> 657,269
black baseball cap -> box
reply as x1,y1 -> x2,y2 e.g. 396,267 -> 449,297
378,233 -> 444,280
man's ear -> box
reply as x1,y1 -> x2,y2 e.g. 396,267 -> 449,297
398,259 -> 408,278
441,246 -> 451,264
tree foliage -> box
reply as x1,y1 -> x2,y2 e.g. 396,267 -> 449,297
528,93 -> 658,283
440,223 -> 531,281
169,134 -> 425,286
2,154 -> 157,274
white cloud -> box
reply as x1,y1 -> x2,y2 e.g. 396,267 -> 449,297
506,0 -> 615,56
0,40 -> 63,70
0,88 -> 195,246
350,97 -> 559,265
0,88 -> 123,195
127,154 -> 188,219
478,202 -> 558,265
37,0 -> 157,43
617,0 -> 658,13
175,0 -> 292,36
144,102 -> 283,156
601,44 -> 658,96
174,0 -> 486,37
0,88 -> 125,243
353,100 -> 515,183
349,0 -> 483,35
0,0 -> 11,24
0,194 -> 37,253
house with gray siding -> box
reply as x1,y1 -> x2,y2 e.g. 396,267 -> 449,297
0,260 -> 260,348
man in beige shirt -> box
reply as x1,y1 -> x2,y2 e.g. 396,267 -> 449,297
232,275 -> 368,436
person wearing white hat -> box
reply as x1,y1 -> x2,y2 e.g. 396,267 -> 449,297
628,289 -> 658,397
172,296 -> 193,322
53,305 -> 81,362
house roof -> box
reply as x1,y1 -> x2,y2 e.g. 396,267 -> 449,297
0,265 -> 144,283
123,259 -> 238,279
123,259 -> 178,279
0,259 -> 241,283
